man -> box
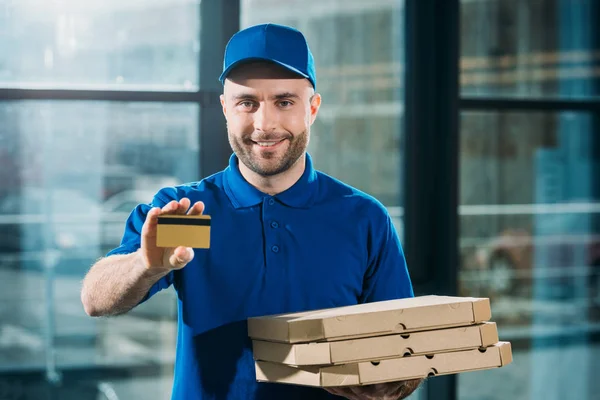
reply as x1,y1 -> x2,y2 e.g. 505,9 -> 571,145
81,23 -> 421,399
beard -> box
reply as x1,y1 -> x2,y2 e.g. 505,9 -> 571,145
228,128 -> 308,177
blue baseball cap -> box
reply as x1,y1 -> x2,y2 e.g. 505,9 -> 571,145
219,23 -> 317,89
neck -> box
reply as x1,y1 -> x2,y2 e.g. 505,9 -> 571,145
239,154 -> 307,195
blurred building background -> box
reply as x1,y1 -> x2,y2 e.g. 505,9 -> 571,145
0,0 -> 598,399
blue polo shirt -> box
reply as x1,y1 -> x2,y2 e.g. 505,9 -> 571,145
107,152 -> 414,400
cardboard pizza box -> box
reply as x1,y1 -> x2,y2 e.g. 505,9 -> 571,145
255,341 -> 512,387
252,322 -> 499,366
248,296 -> 491,343
156,214 -> 211,248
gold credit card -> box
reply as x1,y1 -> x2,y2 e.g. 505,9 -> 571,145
156,215 -> 211,248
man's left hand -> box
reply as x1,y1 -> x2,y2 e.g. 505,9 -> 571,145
324,379 -> 423,400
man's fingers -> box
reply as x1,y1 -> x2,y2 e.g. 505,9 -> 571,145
156,198 -> 201,216
326,387 -> 360,400
177,198 -> 191,214
349,386 -> 366,398
161,200 -> 179,213
187,201 -> 205,215
142,207 -> 161,236
162,198 -> 192,214
144,198 -> 186,236
146,207 -> 161,223
325,381 -> 420,400
169,246 -> 194,269
348,383 -> 391,399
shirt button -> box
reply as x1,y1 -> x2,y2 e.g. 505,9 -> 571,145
271,245 -> 279,253
268,198 -> 275,205
271,221 -> 279,229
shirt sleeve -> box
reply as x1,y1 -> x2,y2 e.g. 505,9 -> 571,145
360,207 -> 414,303
105,188 -> 178,304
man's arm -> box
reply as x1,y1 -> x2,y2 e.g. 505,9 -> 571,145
81,198 -> 204,317
81,250 -> 172,317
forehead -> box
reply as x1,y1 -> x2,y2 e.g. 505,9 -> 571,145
224,62 -> 312,95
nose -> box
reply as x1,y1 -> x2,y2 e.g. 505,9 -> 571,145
253,103 -> 277,133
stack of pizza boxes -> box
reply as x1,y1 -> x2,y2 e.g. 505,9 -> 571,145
248,296 -> 512,388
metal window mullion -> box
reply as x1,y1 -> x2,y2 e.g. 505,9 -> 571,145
197,0 -> 240,179
0,88 -> 219,104
404,0 -> 460,399
460,97 -> 600,112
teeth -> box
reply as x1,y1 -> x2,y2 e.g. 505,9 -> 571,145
257,141 -> 279,147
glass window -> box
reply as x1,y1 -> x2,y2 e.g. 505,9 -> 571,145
458,110 -> 600,400
461,0 -> 600,98
241,0 -> 407,239
0,102 -> 198,397
0,0 -> 201,90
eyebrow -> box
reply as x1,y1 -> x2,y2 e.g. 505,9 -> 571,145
272,92 -> 300,100
230,92 -> 300,101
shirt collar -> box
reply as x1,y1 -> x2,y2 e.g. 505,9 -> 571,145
223,152 -> 319,209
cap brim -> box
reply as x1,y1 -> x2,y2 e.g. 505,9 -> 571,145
219,57 -> 310,84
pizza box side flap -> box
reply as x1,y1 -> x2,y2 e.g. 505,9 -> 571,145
252,340 -> 332,365
255,361 -> 323,387
319,364 -> 361,387
320,298 -> 487,339
392,324 -> 492,354
248,316 -> 325,342
472,298 -> 492,322
355,342 -> 510,384
295,342 -> 333,365
257,323 -> 497,367
479,322 -> 499,347
255,361 -> 360,387
256,296 -> 484,322
288,319 -> 327,343
255,343 -> 512,387
429,341 -> 512,373
252,341 -> 296,364
248,316 -> 324,343
356,353 -> 434,383
330,334 -> 410,364
248,296 -> 490,342
247,316 -> 291,342
329,324 -> 494,364
498,341 -> 513,366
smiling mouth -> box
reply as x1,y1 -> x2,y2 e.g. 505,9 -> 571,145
252,139 -> 285,148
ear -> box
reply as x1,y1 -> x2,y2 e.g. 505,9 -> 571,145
220,94 -> 227,117
309,93 -> 321,125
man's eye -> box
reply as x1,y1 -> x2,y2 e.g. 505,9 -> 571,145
240,101 -> 254,108
279,101 -> 292,107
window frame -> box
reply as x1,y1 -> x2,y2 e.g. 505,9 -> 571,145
404,1 -> 600,400
0,0 -> 239,179
0,0 -> 239,388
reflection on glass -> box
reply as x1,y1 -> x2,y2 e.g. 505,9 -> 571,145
458,110 -> 600,400
0,102 -> 198,390
242,0 -> 405,213
0,1 -> 201,90
461,0 -> 600,98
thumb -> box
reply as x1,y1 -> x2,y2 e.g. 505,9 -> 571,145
169,246 -> 194,269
